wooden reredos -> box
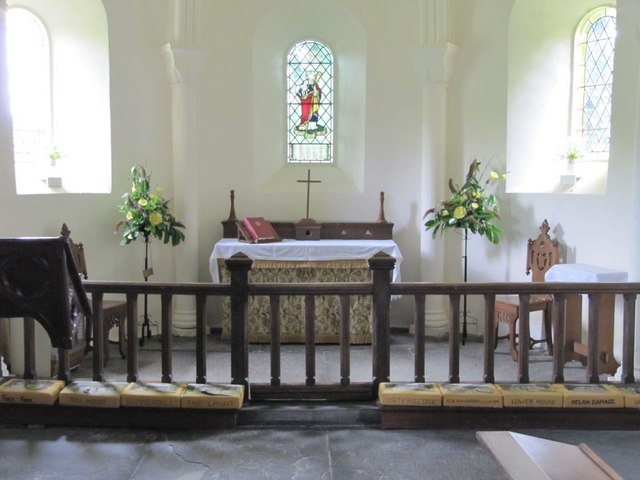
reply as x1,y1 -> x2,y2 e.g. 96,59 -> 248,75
221,190 -> 394,240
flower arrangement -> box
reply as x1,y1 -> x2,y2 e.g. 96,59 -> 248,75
423,159 -> 505,244
116,165 -> 186,246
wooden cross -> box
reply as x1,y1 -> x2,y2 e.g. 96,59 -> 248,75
297,169 -> 321,219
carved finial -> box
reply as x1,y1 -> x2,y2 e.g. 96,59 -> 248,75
540,219 -> 550,237
227,189 -> 237,222
377,191 -> 387,223
60,223 -> 70,239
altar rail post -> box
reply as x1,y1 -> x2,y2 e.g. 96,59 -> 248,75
226,253 -> 252,397
369,252 -> 396,392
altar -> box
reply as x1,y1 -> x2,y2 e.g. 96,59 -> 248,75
209,238 -> 403,343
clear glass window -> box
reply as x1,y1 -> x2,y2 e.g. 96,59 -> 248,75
572,7 -> 616,161
287,40 -> 334,163
6,2 -> 112,194
6,8 -> 52,179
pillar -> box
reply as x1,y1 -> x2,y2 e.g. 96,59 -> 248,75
409,0 -> 458,337
162,0 -> 206,336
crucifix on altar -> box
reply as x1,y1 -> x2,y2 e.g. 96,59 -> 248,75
298,169 -> 321,220
295,169 -> 322,240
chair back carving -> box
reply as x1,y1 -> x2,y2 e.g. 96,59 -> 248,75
60,223 -> 88,279
526,219 -> 559,283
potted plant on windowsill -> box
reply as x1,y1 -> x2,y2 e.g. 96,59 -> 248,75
47,147 -> 63,188
565,146 -> 581,175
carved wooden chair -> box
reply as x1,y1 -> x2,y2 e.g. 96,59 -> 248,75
494,220 -> 559,361
61,224 -> 127,365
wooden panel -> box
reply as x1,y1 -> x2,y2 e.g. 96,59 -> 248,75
0,404 -> 237,430
221,189 -> 392,240
222,220 -> 393,240
381,406 -> 640,430
477,431 -> 623,480
249,383 -> 374,402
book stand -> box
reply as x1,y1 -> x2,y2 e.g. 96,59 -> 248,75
0,237 -> 91,379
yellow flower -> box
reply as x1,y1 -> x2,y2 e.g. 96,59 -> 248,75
423,160 -> 503,244
118,165 -> 186,246
149,212 -> 163,226
453,206 -> 466,219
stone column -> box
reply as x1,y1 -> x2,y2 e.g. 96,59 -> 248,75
161,0 -> 205,336
409,0 -> 458,338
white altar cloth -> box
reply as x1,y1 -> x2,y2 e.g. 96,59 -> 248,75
209,238 -> 403,283
545,263 -> 628,283
543,263 -> 627,376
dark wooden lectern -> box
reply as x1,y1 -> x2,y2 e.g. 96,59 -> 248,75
0,237 -> 91,381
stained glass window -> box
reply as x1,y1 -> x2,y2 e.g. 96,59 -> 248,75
287,40 -> 333,163
574,7 -> 616,159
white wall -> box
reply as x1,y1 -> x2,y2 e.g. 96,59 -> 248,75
505,0 -> 611,194
0,0 -> 638,341
193,0 -> 424,291
448,0 -> 639,346
450,0 -> 636,284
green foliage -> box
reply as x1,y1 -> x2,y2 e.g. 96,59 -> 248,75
423,160 -> 505,244
49,147 -> 62,163
115,165 -> 186,246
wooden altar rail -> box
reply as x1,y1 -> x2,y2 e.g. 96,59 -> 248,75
3,252 -> 637,429
72,252 -> 640,404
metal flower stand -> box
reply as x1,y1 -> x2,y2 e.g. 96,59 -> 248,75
462,228 -> 469,345
140,232 -> 153,346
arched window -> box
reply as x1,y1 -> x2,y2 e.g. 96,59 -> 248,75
6,8 -> 52,182
6,1 -> 111,194
506,1 -> 615,194
571,7 -> 616,162
286,40 -> 333,163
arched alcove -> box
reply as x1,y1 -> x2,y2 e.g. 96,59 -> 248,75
7,0 -> 111,194
251,4 -> 366,193
505,0 -> 615,194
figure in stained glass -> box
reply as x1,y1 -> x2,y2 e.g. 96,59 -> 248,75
287,39 -> 333,163
296,71 -> 326,138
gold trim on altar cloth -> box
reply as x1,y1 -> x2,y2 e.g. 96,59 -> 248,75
217,258 -> 368,270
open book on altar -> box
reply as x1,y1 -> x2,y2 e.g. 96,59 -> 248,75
237,217 -> 281,243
